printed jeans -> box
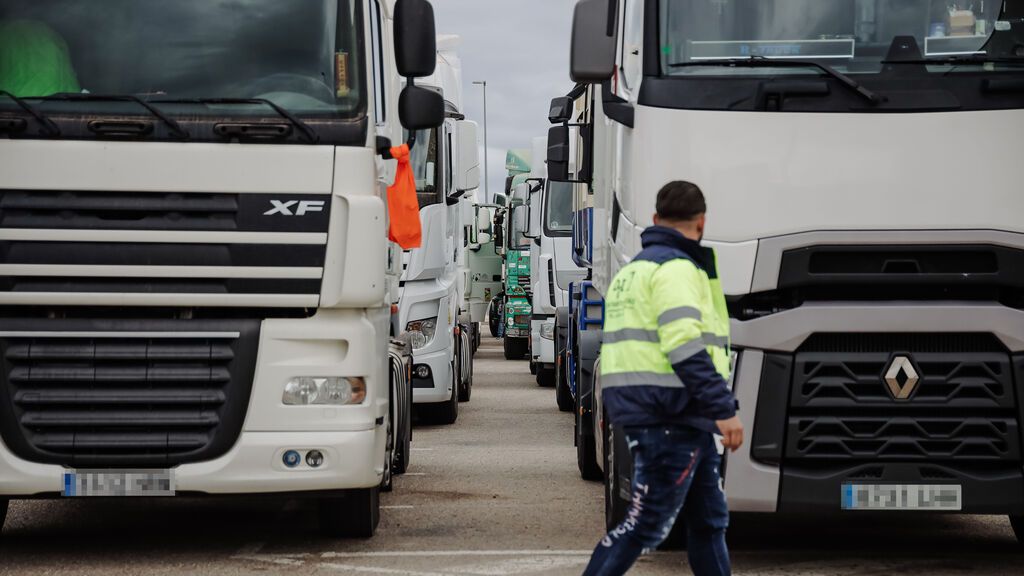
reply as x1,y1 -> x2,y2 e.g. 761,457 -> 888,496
582,426 -> 731,576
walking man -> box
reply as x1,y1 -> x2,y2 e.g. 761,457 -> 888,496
582,181 -> 743,576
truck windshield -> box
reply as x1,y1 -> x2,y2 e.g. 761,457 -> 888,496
660,0 -> 1016,75
0,0 -> 364,118
411,128 -> 443,209
544,182 -> 573,237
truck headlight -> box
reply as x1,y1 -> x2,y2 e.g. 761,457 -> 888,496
541,322 -> 555,340
283,377 -> 366,406
406,317 -> 438,350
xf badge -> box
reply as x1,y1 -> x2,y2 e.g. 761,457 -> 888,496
264,200 -> 326,216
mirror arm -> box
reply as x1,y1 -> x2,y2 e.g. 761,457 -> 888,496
404,79 -> 419,152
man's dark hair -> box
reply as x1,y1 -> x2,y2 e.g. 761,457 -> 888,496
656,181 -> 706,222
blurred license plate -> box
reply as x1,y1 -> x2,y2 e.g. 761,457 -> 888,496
842,484 -> 961,511
63,470 -> 175,497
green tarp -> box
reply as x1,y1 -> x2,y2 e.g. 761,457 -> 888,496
0,20 -> 80,97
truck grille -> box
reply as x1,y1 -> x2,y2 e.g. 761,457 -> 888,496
0,320 -> 260,467
785,333 -> 1021,463
0,189 -> 330,304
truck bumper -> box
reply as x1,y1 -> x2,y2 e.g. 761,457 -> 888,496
411,349 -> 454,405
531,317 -> 556,366
0,308 -> 391,497
0,429 -> 383,496
725,303 -> 1024,514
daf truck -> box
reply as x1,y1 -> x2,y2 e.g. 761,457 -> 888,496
0,0 -> 444,538
398,35 -> 481,425
555,0 -> 1024,543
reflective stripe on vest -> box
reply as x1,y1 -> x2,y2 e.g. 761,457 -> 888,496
602,371 -> 685,390
603,328 -> 660,345
658,306 -> 702,327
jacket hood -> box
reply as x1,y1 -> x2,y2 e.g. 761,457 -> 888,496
640,226 -> 714,273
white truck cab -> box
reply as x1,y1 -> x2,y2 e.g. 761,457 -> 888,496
526,138 -> 586,389
0,0 -> 445,538
558,0 -> 1024,545
397,36 -> 481,425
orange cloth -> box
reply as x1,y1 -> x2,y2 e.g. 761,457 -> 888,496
387,144 -> 422,249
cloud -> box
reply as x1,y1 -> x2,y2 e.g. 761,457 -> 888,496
432,0 -> 576,198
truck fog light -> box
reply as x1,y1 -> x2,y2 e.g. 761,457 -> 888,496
306,450 -> 324,468
283,377 -> 366,406
283,450 -> 301,468
414,364 -> 431,379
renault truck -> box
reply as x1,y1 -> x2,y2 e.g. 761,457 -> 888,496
0,0 -> 444,538
397,35 -> 481,424
555,0 -> 1024,544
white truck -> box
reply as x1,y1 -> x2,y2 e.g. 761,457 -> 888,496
397,35 -> 481,424
556,0 -> 1024,544
524,138 -> 587,394
0,0 -> 444,538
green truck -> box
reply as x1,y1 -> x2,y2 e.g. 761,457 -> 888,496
495,149 -> 534,360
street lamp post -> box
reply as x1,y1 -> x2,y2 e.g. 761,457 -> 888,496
472,80 -> 490,202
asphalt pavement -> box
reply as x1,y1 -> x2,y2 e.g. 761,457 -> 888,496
1,339 -> 1022,575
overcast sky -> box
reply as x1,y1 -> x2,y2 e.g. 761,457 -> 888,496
432,0 -> 575,200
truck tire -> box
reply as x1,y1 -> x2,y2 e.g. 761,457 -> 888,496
576,392 -> 602,481
556,356 -> 573,412
420,365 -> 459,425
488,298 -> 502,337
604,422 -> 629,531
536,367 -> 555,388
459,338 -> 474,403
318,488 -> 380,538
503,337 -> 528,360
1012,516 -> 1024,547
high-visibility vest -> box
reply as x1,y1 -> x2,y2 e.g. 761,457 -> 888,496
600,251 -> 730,390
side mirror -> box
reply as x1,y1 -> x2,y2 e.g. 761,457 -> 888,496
477,207 -> 493,233
394,0 -> 437,78
524,180 -> 543,240
399,85 -> 444,131
571,0 -> 617,83
547,126 -> 570,182
455,120 -> 481,193
549,97 -> 572,125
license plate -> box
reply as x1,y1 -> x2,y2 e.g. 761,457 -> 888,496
63,469 -> 175,497
842,483 -> 961,511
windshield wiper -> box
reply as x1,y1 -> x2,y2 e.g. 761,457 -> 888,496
43,93 -> 190,139
670,57 -> 883,105
0,90 -> 61,136
150,98 -> 319,144
883,55 -> 1024,66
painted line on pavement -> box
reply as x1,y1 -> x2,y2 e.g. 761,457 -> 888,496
320,550 -> 593,558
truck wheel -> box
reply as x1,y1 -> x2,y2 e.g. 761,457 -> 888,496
536,367 -> 555,388
318,488 -> 380,538
556,357 -> 573,412
381,413 -> 395,493
420,365 -> 459,425
576,395 -> 602,481
473,323 -> 481,351
1011,516 -> 1024,547
604,422 -> 629,531
459,345 -> 474,403
488,299 -> 502,337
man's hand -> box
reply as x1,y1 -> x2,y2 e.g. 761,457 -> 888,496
716,416 -> 744,452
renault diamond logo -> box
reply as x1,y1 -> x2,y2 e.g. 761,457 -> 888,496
884,356 -> 920,400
